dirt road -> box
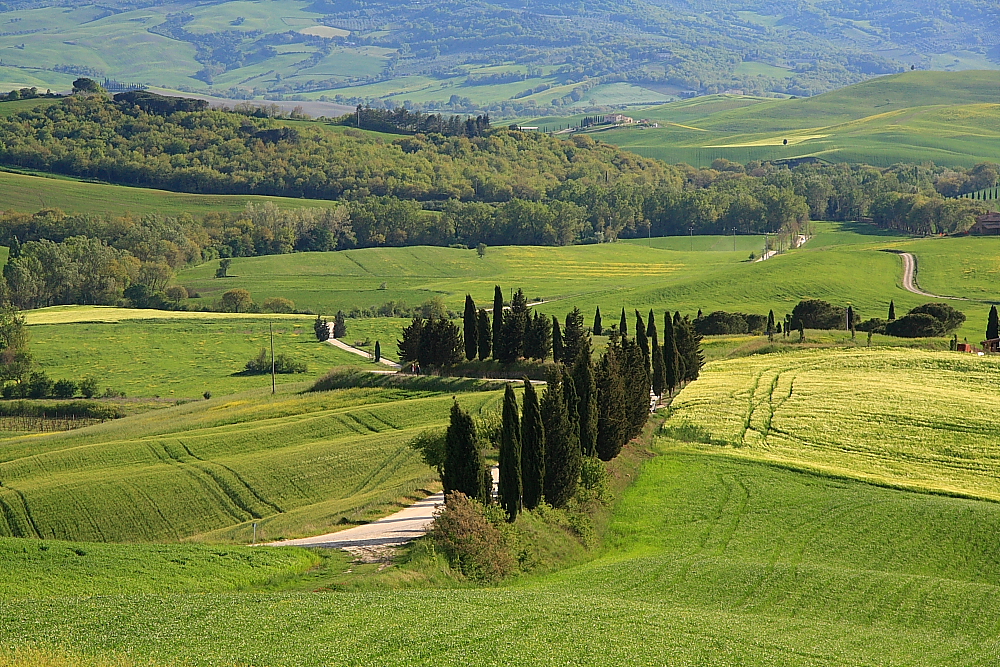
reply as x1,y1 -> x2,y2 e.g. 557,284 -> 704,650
895,251 -> 967,300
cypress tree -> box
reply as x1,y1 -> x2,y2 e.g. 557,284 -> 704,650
619,307 -> 628,337
595,342 -> 627,461
498,289 -> 529,363
988,305 -> 999,340
333,310 -> 347,337
443,401 -> 485,500
374,340 -> 381,362
572,345 -> 598,456
563,367 -> 581,457
647,309 -> 656,340
593,306 -> 603,336
542,367 -> 580,507
463,294 -> 478,361
520,379 -> 545,510
498,384 -> 522,521
492,284 -> 504,357
663,311 -> 679,395
551,316 -> 563,363
398,316 -> 423,365
674,312 -> 703,383
634,310 -> 649,369
563,307 -> 587,363
621,336 -> 651,441
523,310 -> 552,360
477,308 -> 492,360
651,339 -> 665,398
767,309 -> 775,342
888,300 -> 896,321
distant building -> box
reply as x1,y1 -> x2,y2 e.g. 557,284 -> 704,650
969,212 -> 1000,235
956,342 -> 977,353
607,113 -> 635,124
983,338 -> 1000,353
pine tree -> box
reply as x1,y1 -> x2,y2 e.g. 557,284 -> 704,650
463,294 -> 478,361
888,300 -> 896,321
543,367 -> 580,508
988,305 -> 999,340
374,340 -> 381,362
563,307 -> 588,363
498,384 -> 522,521
593,306 -> 603,336
572,346 -> 598,456
634,310 -> 649,370
492,284 -> 504,357
551,316 -> 564,363
477,308 -> 492,360
619,307 -> 628,337
520,379 -> 545,510
595,342 -> 627,461
443,401 -> 485,500
663,311 -> 679,395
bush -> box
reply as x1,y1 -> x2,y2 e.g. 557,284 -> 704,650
856,317 -> 887,334
578,456 -> 610,504
52,379 -> 77,398
165,285 -> 188,303
220,288 -> 253,313
908,302 -> 966,333
244,348 -> 307,374
26,372 -> 53,399
262,297 -> 295,313
791,299 -> 846,330
429,492 -> 516,583
79,377 -> 98,399
693,311 -> 767,335
884,313 -> 945,337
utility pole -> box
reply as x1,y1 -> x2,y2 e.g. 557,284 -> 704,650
689,224 -> 694,251
269,323 -> 275,395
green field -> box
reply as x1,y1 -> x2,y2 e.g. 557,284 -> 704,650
0,379 -> 501,543
586,71 -> 1000,168
24,309 -> 369,398
0,169 -> 342,217
5,348 -> 1000,664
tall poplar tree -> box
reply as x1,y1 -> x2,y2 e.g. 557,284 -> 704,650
463,294 -> 478,361
551,316 -> 564,363
498,384 -> 522,521
443,401 -> 485,501
663,311 -> 679,395
593,306 -> 603,336
492,284 -> 504,357
477,308 -> 492,360
988,305 -> 999,340
520,379 -> 545,510
543,368 -> 580,508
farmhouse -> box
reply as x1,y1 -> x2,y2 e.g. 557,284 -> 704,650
607,113 -> 635,124
983,338 -> 1000,353
969,212 -> 1000,235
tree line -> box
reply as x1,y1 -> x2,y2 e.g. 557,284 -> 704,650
334,106 -> 491,137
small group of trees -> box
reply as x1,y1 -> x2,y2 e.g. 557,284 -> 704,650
312,312 -> 346,341
336,106 -> 491,138
244,348 -> 307,375
1,372 -> 103,400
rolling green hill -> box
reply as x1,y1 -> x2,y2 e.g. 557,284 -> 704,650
581,71 -> 1000,167
4,349 -> 1000,664
0,379 -> 501,543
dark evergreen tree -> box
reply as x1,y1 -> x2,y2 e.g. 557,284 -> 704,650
333,310 -> 347,337
397,316 -> 423,364
563,307 -> 587,363
419,317 -> 464,366
634,310 -> 650,369
619,307 -> 628,337
498,384 -> 522,521
647,309 -> 656,340
563,367 -> 581,457
767,309 -> 775,342
651,338 -> 665,398
621,336 -> 651,441
477,308 -> 492,360
572,345 -> 598,456
988,305 -> 999,340
498,289 -> 529,363
523,310 -> 552,360
443,401 -> 485,501
551,316 -> 563,363
492,284 -> 504,357
593,306 -> 603,336
463,294 -> 478,361
595,342 -> 627,461
674,312 -> 703,382
313,314 -> 330,341
542,367 -> 580,507
888,300 -> 896,321
663,311 -> 679,395
374,340 -> 381,362
520,379 -> 545,510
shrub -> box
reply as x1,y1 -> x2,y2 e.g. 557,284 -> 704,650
430,492 -> 516,583
694,311 -> 748,335
884,313 -> 945,338
26,372 -> 53,399
52,379 -> 77,398
262,297 -> 295,313
578,456 -> 610,504
908,302 -> 966,333
220,288 -> 253,313
856,317 -> 887,334
203,391 -> 212,400
791,299 -> 847,330
165,285 -> 188,302
244,348 -> 307,374
79,377 -> 98,399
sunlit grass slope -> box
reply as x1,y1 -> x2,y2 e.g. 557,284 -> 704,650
0,382 -> 501,543
594,71 -> 1000,167
24,310 -> 366,398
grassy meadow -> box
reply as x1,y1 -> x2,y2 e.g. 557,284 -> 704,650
6,347 -> 1000,664
0,380 -> 503,543
23,308 -> 370,398
576,71 -> 1000,167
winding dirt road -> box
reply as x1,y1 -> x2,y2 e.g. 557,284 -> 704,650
894,251 -> 968,301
